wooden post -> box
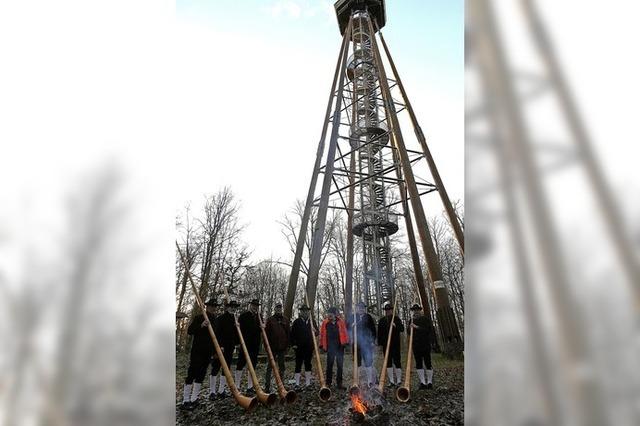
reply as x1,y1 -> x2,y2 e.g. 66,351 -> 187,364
283,18 -> 353,320
366,17 -> 461,354
377,29 -> 465,256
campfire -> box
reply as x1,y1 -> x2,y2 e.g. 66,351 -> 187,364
350,394 -> 368,422
348,391 -> 386,424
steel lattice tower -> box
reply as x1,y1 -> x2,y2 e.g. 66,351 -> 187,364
283,0 -> 464,355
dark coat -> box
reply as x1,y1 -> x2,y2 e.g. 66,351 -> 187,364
347,313 -> 377,346
266,313 -> 290,352
377,315 -> 404,348
290,317 -> 314,351
238,310 -> 262,351
409,315 -> 435,350
215,311 -> 238,348
188,313 -> 216,356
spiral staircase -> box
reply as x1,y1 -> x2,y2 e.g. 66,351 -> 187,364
347,12 -> 398,312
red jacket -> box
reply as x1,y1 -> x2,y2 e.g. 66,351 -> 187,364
320,316 -> 349,350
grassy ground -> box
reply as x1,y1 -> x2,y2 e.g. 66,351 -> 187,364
176,347 -> 463,425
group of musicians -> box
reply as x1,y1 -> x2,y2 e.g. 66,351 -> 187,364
180,298 -> 435,410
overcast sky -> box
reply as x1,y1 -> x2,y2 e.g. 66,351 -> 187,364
174,0 -> 464,262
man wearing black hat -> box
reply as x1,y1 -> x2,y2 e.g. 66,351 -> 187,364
264,302 -> 290,392
409,303 -> 435,390
377,302 -> 405,387
235,299 -> 262,394
180,298 -> 217,410
348,301 -> 377,386
213,299 -> 240,397
290,304 -> 314,389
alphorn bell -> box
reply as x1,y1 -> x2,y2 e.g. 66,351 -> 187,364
305,292 -> 331,401
377,297 -> 398,393
257,311 -> 297,404
349,301 -> 359,396
175,243 -> 257,411
233,313 -> 278,406
396,320 -> 414,403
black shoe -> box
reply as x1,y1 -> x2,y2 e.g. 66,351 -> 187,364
419,383 -> 428,390
426,382 -> 433,389
218,392 -> 228,399
179,402 -> 191,411
245,388 -> 256,396
190,399 -> 200,408
209,393 -> 217,401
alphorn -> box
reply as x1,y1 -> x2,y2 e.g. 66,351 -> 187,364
349,300 -> 359,396
396,319 -> 415,403
233,313 -> 278,406
305,292 -> 331,401
257,311 -> 297,404
377,297 -> 398,393
175,243 -> 257,411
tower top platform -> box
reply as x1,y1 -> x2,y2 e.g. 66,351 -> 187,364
334,0 -> 386,35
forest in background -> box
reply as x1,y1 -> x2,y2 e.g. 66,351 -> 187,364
175,187 -> 463,353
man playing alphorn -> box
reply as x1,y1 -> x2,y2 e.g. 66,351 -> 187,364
213,299 -> 240,397
290,304 -> 314,389
180,298 -> 217,410
264,302 -> 290,393
348,301 -> 377,386
206,300 -> 223,400
408,303 -> 435,390
235,298 -> 262,395
377,302 -> 405,387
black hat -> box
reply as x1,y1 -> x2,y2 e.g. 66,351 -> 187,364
298,304 -> 311,311
383,303 -> 392,310
410,303 -> 422,311
249,298 -> 261,306
205,298 -> 219,307
327,307 -> 339,315
224,300 -> 240,308
356,301 -> 366,308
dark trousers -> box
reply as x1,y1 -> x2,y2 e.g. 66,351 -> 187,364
325,345 -> 344,386
295,346 -> 313,372
213,345 -> 234,376
384,345 -> 402,368
356,343 -> 373,367
413,347 -> 432,370
237,346 -> 258,371
264,350 -> 286,391
186,351 -> 210,384
211,355 -> 221,376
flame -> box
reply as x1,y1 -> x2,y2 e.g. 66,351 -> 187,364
351,394 -> 367,415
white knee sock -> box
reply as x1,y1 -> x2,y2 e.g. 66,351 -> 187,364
366,367 -> 373,385
210,375 -> 217,395
217,376 -> 227,394
305,370 -> 312,386
190,382 -> 202,402
417,369 -> 426,385
295,372 -> 301,386
395,368 -> 402,384
183,383 -> 192,403
387,368 -> 395,384
427,369 -> 433,384
247,373 -> 254,390
234,369 -> 242,388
